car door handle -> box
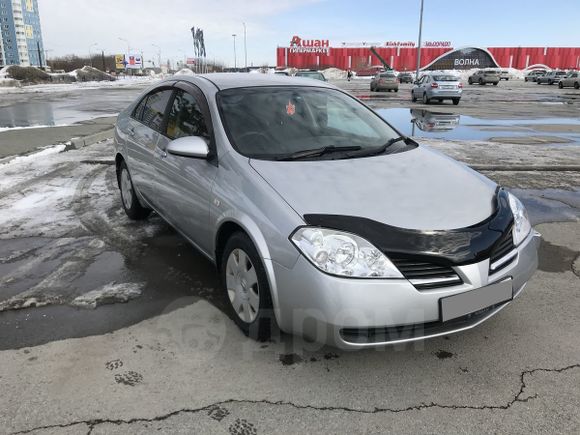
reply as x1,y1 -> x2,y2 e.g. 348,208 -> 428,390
155,148 -> 167,159
128,127 -> 135,136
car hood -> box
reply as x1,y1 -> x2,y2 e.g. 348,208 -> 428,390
249,146 -> 498,230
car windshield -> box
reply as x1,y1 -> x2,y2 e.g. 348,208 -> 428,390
297,72 -> 323,79
432,75 -> 457,81
484,70 -> 498,75
217,87 -> 404,160
380,73 -> 395,78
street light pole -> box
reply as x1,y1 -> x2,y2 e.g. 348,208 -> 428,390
232,34 -> 237,70
415,0 -> 424,81
243,22 -> 247,71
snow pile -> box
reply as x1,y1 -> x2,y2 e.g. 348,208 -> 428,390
322,67 -> 347,80
71,282 -> 144,309
174,68 -> 195,76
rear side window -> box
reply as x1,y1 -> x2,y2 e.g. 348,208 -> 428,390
140,89 -> 174,132
166,90 -> 209,140
432,75 -> 457,81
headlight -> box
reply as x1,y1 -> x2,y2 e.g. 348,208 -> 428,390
291,227 -> 403,278
508,192 -> 531,246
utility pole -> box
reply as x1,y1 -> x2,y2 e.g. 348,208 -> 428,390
415,0 -> 424,81
232,34 -> 237,70
36,41 -> 42,68
243,22 -> 247,71
101,50 -> 106,71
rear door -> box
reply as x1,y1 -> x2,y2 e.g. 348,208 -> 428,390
126,88 -> 175,205
153,82 -> 218,254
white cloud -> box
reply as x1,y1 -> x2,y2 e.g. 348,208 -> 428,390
37,0 -> 320,66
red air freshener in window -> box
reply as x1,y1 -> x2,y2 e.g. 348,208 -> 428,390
286,101 -> 296,116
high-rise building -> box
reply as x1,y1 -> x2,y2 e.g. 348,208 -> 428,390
0,0 -> 44,67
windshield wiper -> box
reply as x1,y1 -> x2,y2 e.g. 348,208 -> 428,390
275,145 -> 362,161
354,136 -> 407,157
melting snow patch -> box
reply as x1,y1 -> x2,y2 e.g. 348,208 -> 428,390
71,282 -> 144,309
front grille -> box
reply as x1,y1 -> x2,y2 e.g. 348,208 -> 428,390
391,258 -> 462,290
489,228 -> 517,274
340,301 -> 507,345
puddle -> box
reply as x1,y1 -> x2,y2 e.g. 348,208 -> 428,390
376,108 -> 580,144
0,87 -> 142,128
538,240 -> 577,273
510,188 -> 580,225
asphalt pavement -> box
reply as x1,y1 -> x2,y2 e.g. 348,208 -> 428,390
0,77 -> 579,434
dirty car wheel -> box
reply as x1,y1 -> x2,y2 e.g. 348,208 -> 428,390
118,161 -> 151,220
221,232 -> 275,341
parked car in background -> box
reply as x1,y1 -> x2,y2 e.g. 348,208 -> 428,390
558,71 -> 580,89
524,70 -> 547,82
468,70 -> 500,85
275,71 -> 289,76
499,70 -> 511,81
114,73 -> 539,348
411,73 -> 462,105
398,72 -> 414,83
537,70 -> 568,85
370,72 -> 399,92
295,70 -> 327,81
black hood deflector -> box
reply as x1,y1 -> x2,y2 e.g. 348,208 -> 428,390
303,188 -> 513,267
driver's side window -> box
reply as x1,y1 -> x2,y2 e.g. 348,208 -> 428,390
165,90 -> 209,140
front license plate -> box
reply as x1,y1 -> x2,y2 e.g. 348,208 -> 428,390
440,279 -> 513,322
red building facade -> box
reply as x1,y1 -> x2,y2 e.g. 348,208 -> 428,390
277,44 -> 580,73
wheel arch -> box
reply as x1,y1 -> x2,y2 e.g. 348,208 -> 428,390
214,214 -> 283,326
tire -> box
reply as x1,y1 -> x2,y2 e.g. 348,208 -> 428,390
118,160 -> 151,220
370,84 -> 375,92
468,78 -> 473,85
493,82 -> 498,86
525,77 -> 528,82
394,88 -> 398,92
575,82 -> 580,90
221,232 -> 275,341
559,82 -> 564,89
422,92 -> 430,104
479,78 -> 485,85
411,91 -> 417,102
537,80 -> 541,84
452,98 -> 460,105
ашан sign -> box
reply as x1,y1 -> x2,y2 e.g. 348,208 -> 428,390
290,35 -> 330,55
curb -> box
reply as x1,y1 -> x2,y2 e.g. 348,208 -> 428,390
70,129 -> 115,149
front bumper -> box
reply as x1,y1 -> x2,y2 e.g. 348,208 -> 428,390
273,231 -> 540,349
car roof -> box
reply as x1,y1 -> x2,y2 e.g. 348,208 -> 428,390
174,73 -> 335,91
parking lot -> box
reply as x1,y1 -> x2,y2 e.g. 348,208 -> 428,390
1,77 -> 579,434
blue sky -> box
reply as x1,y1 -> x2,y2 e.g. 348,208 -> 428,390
39,0 -> 579,67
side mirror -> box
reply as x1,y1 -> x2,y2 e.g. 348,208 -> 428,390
166,136 -> 209,159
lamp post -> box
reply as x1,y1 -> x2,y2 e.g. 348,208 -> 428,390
242,22 -> 247,71
118,37 -> 131,54
415,0 -> 424,81
232,33 -> 237,70
89,43 -> 98,67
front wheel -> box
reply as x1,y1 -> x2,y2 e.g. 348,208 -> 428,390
422,93 -> 430,104
452,98 -> 460,105
468,78 -> 473,85
118,161 -> 151,220
394,88 -> 399,93
221,232 -> 275,341
559,82 -> 564,89
493,82 -> 498,86
411,91 -> 417,102
575,82 -> 580,89
479,78 -> 485,85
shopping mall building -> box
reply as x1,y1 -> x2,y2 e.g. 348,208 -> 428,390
276,36 -> 580,73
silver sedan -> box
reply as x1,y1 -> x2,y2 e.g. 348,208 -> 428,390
114,74 -> 539,348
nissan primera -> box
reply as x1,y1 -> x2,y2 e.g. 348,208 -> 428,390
114,74 -> 539,348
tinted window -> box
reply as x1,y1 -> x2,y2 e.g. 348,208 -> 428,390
432,75 -> 458,81
133,96 -> 148,120
141,89 -> 174,132
218,87 -> 400,160
380,73 -> 395,78
166,90 -> 209,140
